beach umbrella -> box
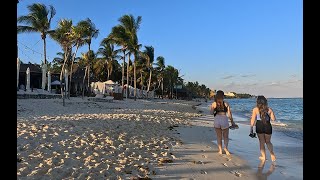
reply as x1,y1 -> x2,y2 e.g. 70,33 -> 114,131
17,58 -> 20,90
26,67 -> 30,91
48,71 -> 51,93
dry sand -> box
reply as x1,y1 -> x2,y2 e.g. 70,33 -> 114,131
17,97 -> 257,179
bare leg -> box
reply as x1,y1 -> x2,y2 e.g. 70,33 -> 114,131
222,128 -> 231,155
265,134 -> 276,161
215,128 -> 223,154
257,133 -> 266,161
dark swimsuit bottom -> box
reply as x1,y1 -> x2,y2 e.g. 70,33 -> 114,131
256,114 -> 272,134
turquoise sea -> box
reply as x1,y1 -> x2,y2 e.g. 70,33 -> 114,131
197,98 -> 303,180
198,98 -> 303,140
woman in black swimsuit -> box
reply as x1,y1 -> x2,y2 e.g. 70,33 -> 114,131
250,96 -> 277,162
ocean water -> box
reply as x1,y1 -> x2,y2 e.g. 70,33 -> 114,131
197,98 -> 303,179
198,98 -> 303,140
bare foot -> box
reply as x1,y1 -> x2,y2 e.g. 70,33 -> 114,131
218,151 -> 223,155
259,156 -> 266,161
224,148 -> 231,156
271,154 -> 276,162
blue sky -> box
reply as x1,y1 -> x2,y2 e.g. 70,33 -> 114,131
17,0 -> 303,98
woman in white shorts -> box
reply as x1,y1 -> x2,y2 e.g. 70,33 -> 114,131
210,90 -> 236,155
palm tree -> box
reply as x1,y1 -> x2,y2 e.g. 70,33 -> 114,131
17,3 -> 56,65
79,50 -> 96,98
136,54 -> 147,97
105,23 -> 129,97
78,18 -> 99,96
164,65 -> 179,99
50,19 -> 73,106
53,52 -> 72,70
109,14 -> 142,100
78,18 -> 99,51
155,56 -> 165,99
142,46 -> 155,98
68,20 -> 90,98
98,41 -> 121,80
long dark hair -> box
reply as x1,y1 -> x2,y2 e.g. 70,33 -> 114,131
257,96 -> 269,124
215,90 -> 225,111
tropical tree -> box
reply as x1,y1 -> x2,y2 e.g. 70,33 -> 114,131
105,21 -> 129,96
78,18 -> 99,96
79,18 -> 99,51
164,65 -> 179,99
142,46 -> 155,98
136,54 -> 147,92
108,14 -> 142,100
79,50 -> 96,98
52,52 -> 72,69
155,56 -> 165,98
17,3 -> 56,65
98,41 -> 121,80
50,19 -> 73,105
68,20 -> 89,98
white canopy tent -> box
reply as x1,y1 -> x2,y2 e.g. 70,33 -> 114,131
51,80 -> 61,85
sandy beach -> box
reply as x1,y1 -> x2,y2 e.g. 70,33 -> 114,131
17,97 -> 258,179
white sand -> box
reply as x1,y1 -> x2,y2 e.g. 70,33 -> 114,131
17,98 -> 257,179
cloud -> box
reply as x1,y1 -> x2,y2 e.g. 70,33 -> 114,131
246,83 -> 258,86
222,75 -> 234,79
290,74 -> 297,78
285,79 -> 303,84
241,74 -> 256,78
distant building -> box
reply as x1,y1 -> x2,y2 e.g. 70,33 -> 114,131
225,92 -> 236,97
18,63 -> 95,96
18,63 -> 59,90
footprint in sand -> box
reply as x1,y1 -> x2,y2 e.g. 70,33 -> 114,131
202,155 -> 207,158
200,170 -> 207,174
230,170 -> 242,177
193,160 -> 204,165
232,162 -> 240,166
222,163 -> 228,167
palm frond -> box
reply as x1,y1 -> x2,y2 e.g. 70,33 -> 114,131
48,5 -> 56,27
17,26 -> 37,34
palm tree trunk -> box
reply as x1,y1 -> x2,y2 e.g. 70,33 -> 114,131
161,77 -> 164,99
87,66 -> 90,97
109,62 -> 113,81
122,50 -> 125,96
134,55 -> 137,101
140,72 -> 143,98
69,44 -> 79,99
43,37 -> 47,90
82,66 -> 87,99
60,47 -> 69,106
107,67 -> 110,80
126,55 -> 130,99
43,37 -> 47,65
87,44 -> 91,96
147,69 -> 152,98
